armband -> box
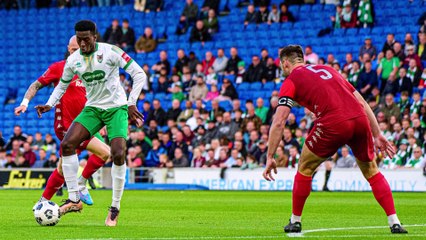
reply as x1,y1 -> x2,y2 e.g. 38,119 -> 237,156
20,98 -> 29,107
278,97 -> 294,108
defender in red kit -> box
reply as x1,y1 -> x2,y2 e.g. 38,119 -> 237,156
263,45 -> 407,234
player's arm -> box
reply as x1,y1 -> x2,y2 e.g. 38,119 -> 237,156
35,62 -> 74,118
14,81 -> 45,116
353,90 -> 395,157
112,46 -> 147,127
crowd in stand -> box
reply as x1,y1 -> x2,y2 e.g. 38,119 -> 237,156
1,0 -> 426,174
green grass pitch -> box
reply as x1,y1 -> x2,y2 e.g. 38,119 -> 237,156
0,190 -> 425,239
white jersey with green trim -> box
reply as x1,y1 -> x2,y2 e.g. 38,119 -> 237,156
48,42 -> 145,110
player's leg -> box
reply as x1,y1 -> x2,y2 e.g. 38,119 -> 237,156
285,144 -> 327,233
103,105 -> 128,226
60,107 -> 104,215
78,134 -> 110,205
349,116 -> 407,234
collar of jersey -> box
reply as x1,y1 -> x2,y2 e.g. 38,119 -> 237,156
80,43 -> 98,57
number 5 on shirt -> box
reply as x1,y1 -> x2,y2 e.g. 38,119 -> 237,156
306,65 -> 332,80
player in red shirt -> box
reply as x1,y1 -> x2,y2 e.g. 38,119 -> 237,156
263,45 -> 407,234
15,36 -> 110,209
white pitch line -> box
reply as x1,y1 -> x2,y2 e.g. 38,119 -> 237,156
287,223 -> 426,238
287,233 -> 426,238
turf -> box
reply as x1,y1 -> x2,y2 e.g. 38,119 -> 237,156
0,190 -> 425,239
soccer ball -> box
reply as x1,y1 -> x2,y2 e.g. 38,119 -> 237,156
33,201 -> 61,226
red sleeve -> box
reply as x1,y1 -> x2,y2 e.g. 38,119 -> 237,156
343,79 -> 356,92
279,78 -> 296,99
37,62 -> 62,86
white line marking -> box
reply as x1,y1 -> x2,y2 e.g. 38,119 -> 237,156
287,224 -> 426,237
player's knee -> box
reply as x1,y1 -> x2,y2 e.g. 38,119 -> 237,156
111,148 -> 125,165
60,140 -> 76,154
298,163 -> 316,176
99,146 -> 111,162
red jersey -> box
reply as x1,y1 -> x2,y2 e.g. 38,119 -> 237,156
37,60 -> 86,138
279,65 -> 365,126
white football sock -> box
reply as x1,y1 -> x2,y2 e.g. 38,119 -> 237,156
78,176 -> 87,191
62,154 -> 80,202
291,214 -> 301,223
111,163 -> 126,210
388,214 -> 401,226
39,196 -> 48,202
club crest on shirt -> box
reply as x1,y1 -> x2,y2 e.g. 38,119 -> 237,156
75,62 -> 82,68
97,54 -> 103,63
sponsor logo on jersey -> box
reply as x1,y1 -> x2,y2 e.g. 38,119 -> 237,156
82,70 -> 106,83
97,53 -> 103,63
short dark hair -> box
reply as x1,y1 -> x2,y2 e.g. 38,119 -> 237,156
75,20 -> 97,34
279,45 -> 304,64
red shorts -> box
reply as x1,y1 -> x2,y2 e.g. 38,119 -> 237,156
305,116 -> 375,162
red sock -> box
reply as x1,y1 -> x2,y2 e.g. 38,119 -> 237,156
42,169 -> 65,200
82,154 -> 105,179
292,172 -> 312,216
368,172 -> 396,216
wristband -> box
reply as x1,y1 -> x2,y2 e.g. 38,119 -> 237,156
20,98 -> 29,107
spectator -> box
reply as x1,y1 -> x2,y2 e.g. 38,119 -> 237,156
190,20 -> 212,44
403,45 -> 423,69
266,96 -> 278,125
203,9 -> 219,34
393,42 -> 405,63
418,69 -> 426,89
262,57 -> 278,82
225,47 -> 242,75
200,0 -> 220,18
326,54 -> 338,66
304,46 -> 319,64
377,49 -> 400,93
0,150 -> 6,168
148,99 -> 167,126
348,61 -> 361,87
22,142 -> 36,167
174,49 -> 189,75
258,4 -> 269,23
178,101 -> 194,122
410,92 -> 421,115
119,19 -> 136,52
5,125 -> 27,151
156,75 -> 169,93
202,51 -> 215,75
331,4 -> 343,28
343,53 -> 354,73
166,99 -> 183,122
192,147 -> 206,167
244,56 -> 265,83
405,146 -> 425,168
241,104 -> 262,131
279,3 -> 295,23
44,133 -> 57,154
4,153 -> 16,168
103,19 -> 123,46
44,153 -> 59,168
213,48 -> 228,75
275,146 -> 288,167
341,4 -> 357,28
218,78 -> 239,101
407,59 -> 422,86
127,147 -> 143,168
218,112 -> 240,140
145,138 -> 167,167
255,97 -> 268,124
189,76 -> 208,101
267,4 -> 280,24
204,119 -> 220,143
381,93 -> 400,121
135,27 -> 157,53
158,154 -> 171,168
285,146 -> 299,168
206,66 -> 218,86
357,0 -> 374,28
395,67 -> 413,96
169,130 -> 189,160
244,5 -> 259,25
188,52 -> 200,73
176,0 -> 199,35
259,49 -> 269,67
171,83 -> 185,102
235,61 -> 246,84
335,146 -> 356,168
357,61 -> 378,98
143,0 -> 163,12
151,51 -> 171,75
359,36 -> 377,61
170,147 -> 190,167
382,33 -> 396,54
212,148 -> 229,168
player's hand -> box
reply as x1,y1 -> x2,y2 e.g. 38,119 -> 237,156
374,134 -> 395,158
263,157 -> 278,181
14,105 -> 28,116
34,105 -> 52,118
128,105 -> 144,127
